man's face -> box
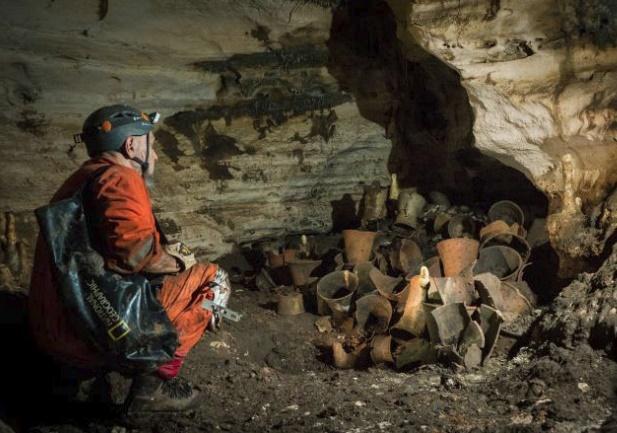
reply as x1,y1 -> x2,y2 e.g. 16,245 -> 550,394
131,131 -> 158,178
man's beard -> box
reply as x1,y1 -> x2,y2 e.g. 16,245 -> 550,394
144,173 -> 155,191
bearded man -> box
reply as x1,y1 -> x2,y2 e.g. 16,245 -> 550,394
29,105 -> 230,412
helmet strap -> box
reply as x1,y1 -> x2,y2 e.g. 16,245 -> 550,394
127,134 -> 150,178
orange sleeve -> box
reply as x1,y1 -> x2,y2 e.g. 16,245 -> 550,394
89,166 -> 165,274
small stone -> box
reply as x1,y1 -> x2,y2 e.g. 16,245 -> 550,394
282,404 -> 299,412
354,401 -> 366,407
428,375 -> 442,386
511,413 -> 533,425
314,316 -> 333,333
578,382 -> 590,393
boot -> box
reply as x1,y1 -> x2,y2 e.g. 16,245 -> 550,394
126,374 -> 199,413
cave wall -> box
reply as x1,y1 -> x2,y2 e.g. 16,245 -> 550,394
0,0 -> 391,270
387,0 -> 617,274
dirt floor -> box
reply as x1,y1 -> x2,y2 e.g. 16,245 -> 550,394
3,282 -> 616,433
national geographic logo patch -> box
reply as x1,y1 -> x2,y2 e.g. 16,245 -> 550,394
85,279 -> 131,341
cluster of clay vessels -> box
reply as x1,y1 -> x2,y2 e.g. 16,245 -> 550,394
267,199 -> 537,370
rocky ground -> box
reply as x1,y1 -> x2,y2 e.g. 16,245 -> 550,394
2,281 -> 617,433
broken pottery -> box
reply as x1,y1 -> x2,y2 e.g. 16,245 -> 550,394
395,189 -> 426,229
395,338 -> 436,370
277,290 -> 305,316
479,220 -> 513,242
488,200 -> 524,226
475,273 -> 534,322
342,229 -> 377,265
361,182 -> 388,222
474,245 -> 523,281
477,304 -> 504,364
353,262 -> 378,297
267,248 -> 298,269
425,303 -> 472,346
421,256 -> 444,278
370,334 -> 395,365
481,232 -> 531,262
354,294 -> 393,336
430,276 -> 477,305
436,238 -> 479,277
369,268 -> 407,303
474,272 -> 503,309
390,267 -> 430,340
287,258 -> 322,287
316,270 -> 359,317
447,214 -> 476,239
332,341 -> 368,369
433,212 -> 452,235
393,238 -> 423,275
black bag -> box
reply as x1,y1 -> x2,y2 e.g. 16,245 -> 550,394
35,169 -> 178,374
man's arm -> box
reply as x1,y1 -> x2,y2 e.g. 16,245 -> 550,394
91,167 -> 180,275
142,251 -> 181,274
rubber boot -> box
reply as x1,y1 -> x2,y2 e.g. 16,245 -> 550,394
125,374 -> 199,413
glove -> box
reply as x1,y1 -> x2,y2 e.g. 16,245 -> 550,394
164,241 -> 196,272
207,266 -> 232,330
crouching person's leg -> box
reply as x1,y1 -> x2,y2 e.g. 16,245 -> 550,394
128,263 -> 227,412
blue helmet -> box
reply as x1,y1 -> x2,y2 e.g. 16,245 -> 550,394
76,104 -> 160,157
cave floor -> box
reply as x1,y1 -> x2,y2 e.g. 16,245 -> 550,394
21,284 -> 617,433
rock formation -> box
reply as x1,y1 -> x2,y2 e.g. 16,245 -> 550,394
0,0 -> 391,267
386,0 -> 617,275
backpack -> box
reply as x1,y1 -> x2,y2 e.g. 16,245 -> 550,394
35,168 -> 178,373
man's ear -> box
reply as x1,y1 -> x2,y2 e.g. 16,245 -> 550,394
122,136 -> 135,157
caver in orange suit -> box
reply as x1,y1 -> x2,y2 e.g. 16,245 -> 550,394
29,155 -> 217,378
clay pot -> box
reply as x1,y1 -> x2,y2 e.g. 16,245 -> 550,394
395,189 -> 426,228
332,341 -> 367,369
423,302 -> 472,346
277,290 -> 305,316
361,182 -> 388,222
267,249 -> 298,269
393,239 -> 423,274
474,245 -> 523,281
342,230 -> 377,265
433,212 -> 451,234
430,276 -> 477,305
316,270 -> 359,315
479,220 -> 513,242
288,258 -> 322,287
436,238 -> 479,277
478,304 -> 503,364
353,262 -> 378,297
368,268 -> 407,303
421,256 -> 444,278
488,200 -> 524,226
354,294 -> 393,336
390,267 -> 430,340
370,335 -> 394,365
481,232 -> 531,262
447,214 -> 476,239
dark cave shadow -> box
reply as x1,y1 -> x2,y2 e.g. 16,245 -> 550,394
0,292 -> 123,433
330,193 -> 361,232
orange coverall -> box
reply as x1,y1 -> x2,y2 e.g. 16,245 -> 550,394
29,156 -> 217,378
